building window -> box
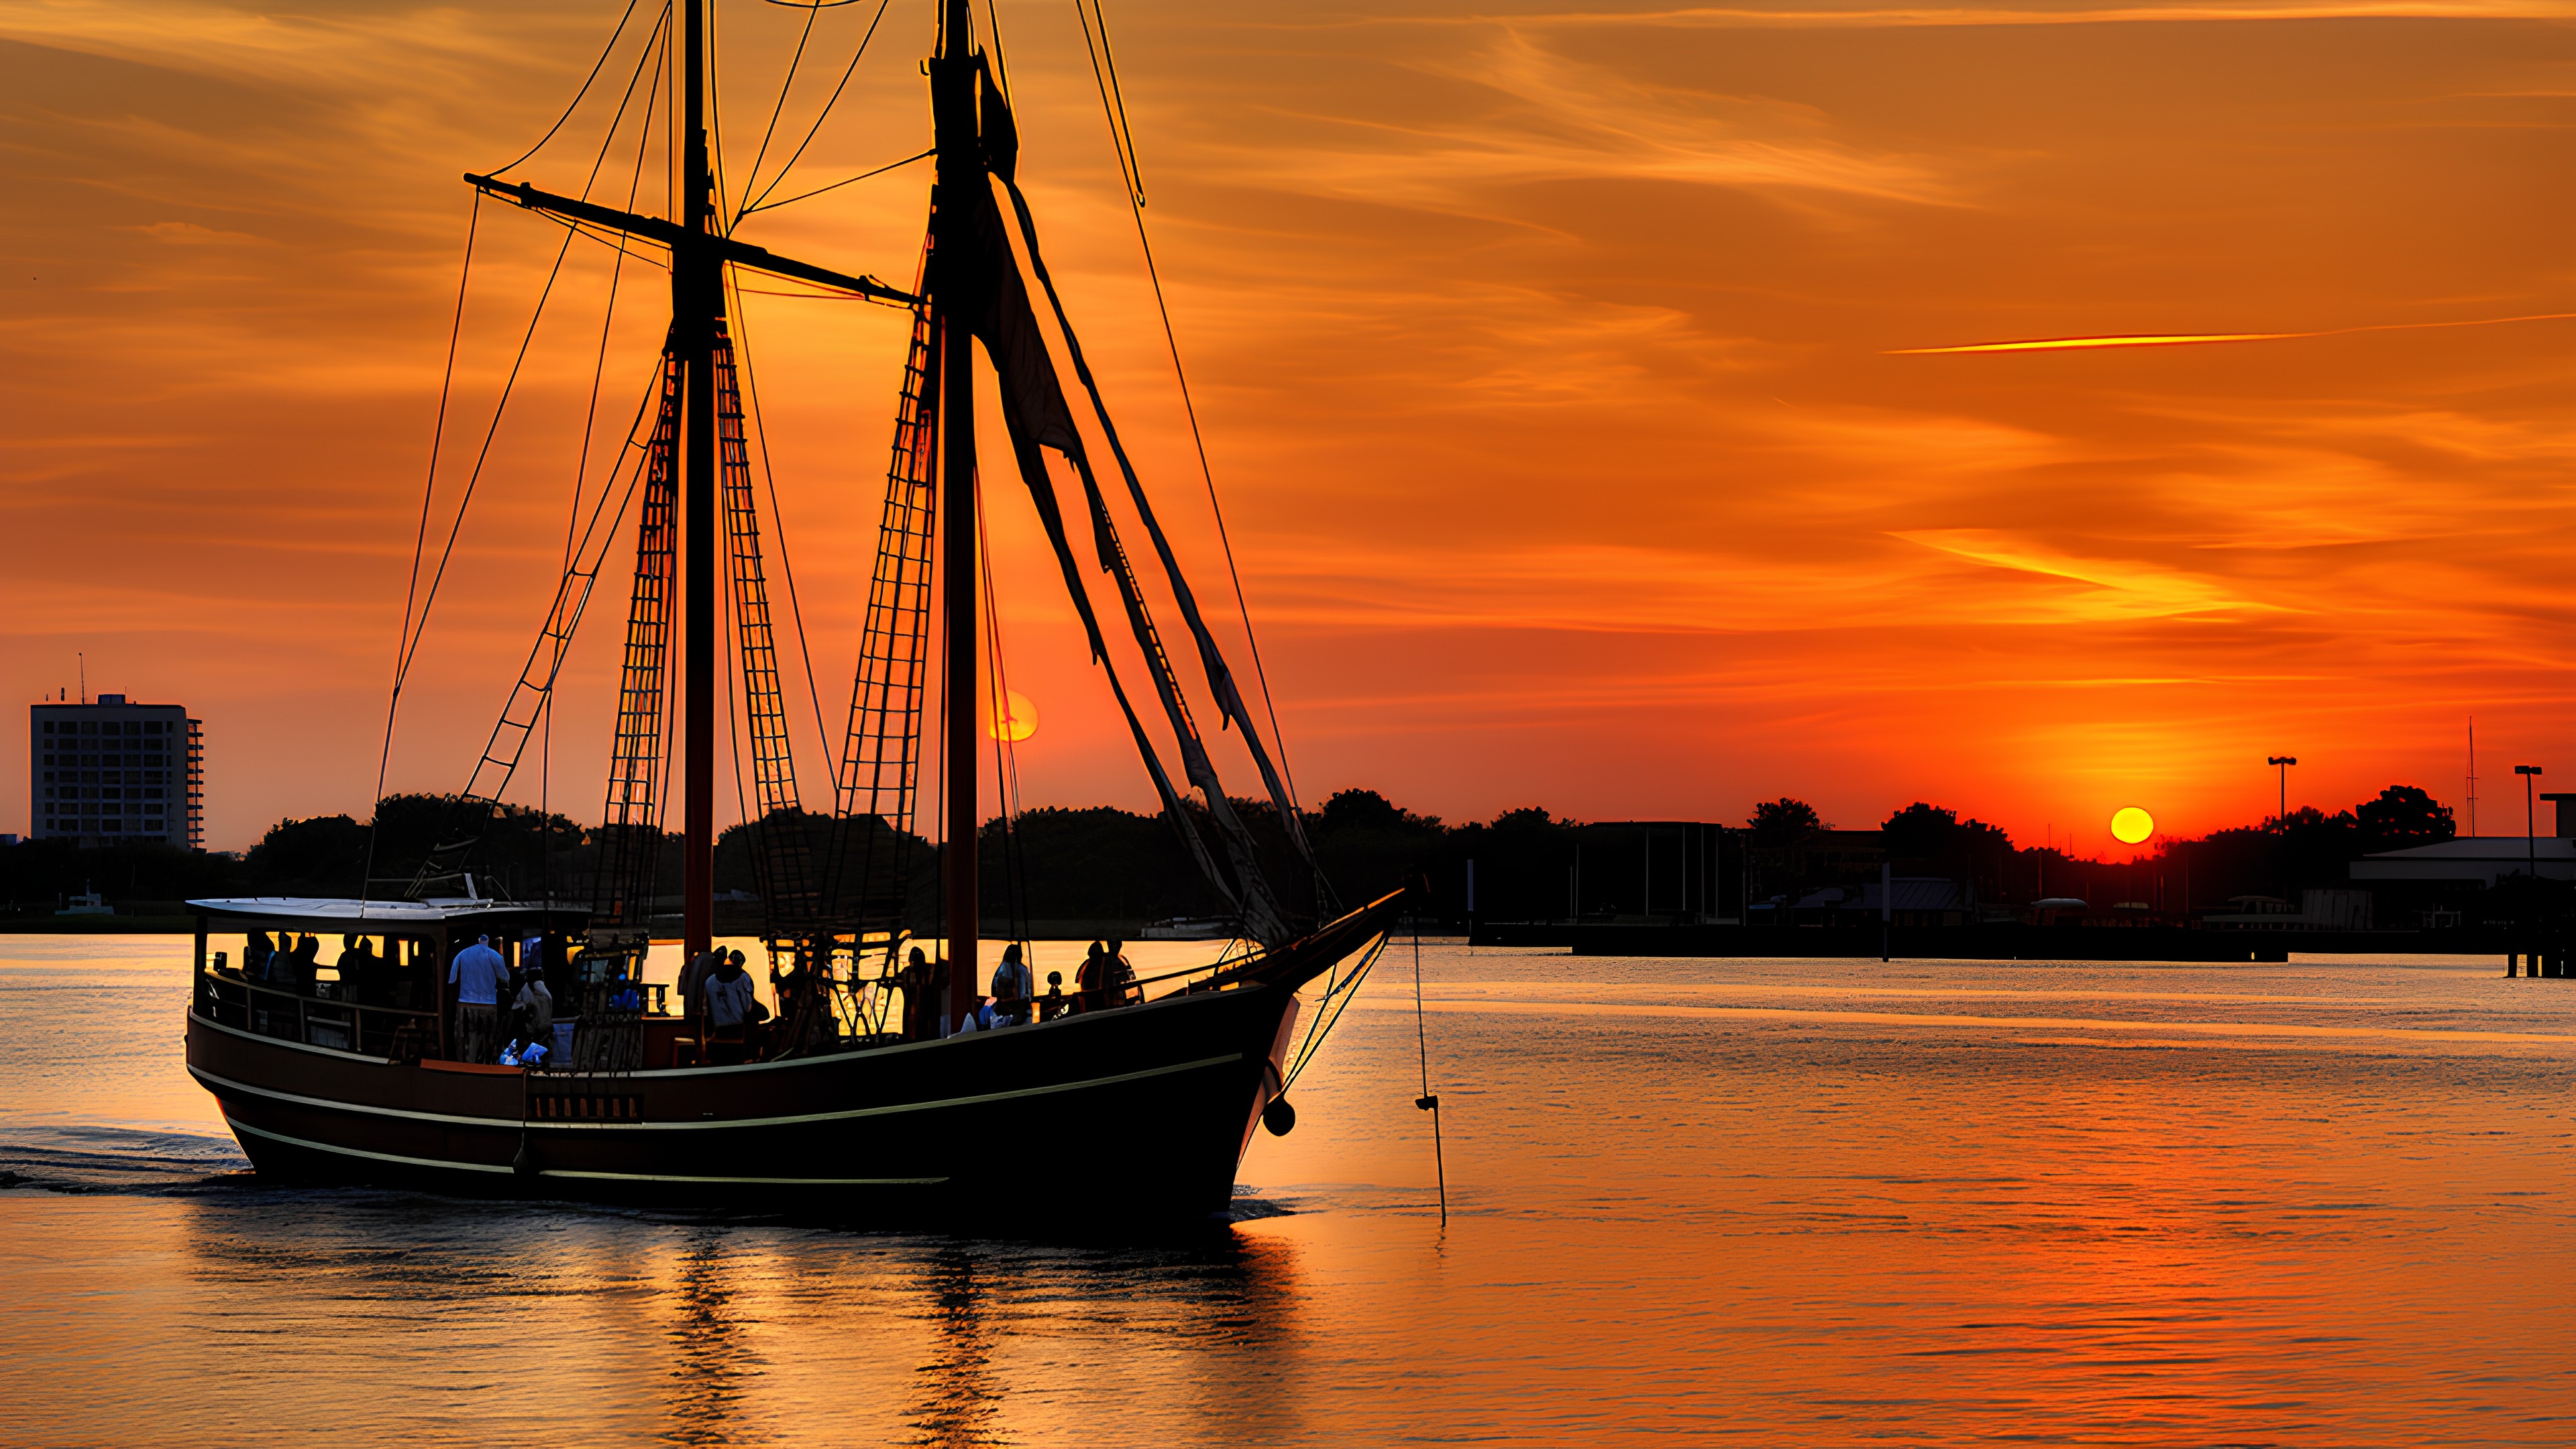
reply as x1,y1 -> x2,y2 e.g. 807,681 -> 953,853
101,818 -> 120,832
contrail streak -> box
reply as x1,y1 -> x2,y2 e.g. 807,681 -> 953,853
1889,311 -> 2576,355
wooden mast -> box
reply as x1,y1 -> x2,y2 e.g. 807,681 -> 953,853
931,0 -> 979,1030
459,4 -> 912,965
679,0 -> 719,961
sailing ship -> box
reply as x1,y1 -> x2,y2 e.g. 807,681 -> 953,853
182,0 -> 1398,1222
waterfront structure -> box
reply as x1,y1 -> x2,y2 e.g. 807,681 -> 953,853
2348,836 -> 2576,888
30,694 -> 203,849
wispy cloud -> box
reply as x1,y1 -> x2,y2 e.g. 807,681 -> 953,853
5,0 -> 2575,845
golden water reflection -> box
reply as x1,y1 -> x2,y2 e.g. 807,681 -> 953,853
5,940 -> 2575,1443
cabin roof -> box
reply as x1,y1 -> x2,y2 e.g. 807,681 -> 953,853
186,896 -> 590,925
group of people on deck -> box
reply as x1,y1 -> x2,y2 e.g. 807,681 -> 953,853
429,932 -> 1157,1063
242,931 -> 412,1008
904,938 -> 1139,1038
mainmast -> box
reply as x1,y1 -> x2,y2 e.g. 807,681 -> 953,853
678,0 -> 720,961
931,0 -> 982,1030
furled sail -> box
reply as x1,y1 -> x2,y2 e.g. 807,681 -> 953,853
994,180 -> 1328,898
948,178 -> 1295,945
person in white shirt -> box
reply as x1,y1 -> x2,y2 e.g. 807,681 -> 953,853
989,943 -> 1034,1027
513,970 -> 554,1046
448,934 -> 509,1063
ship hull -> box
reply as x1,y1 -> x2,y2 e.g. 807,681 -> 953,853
185,980 -> 1304,1224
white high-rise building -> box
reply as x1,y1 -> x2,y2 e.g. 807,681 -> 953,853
30,694 -> 204,849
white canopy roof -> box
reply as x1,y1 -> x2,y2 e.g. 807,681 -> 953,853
186,896 -> 589,924
2349,835 -> 2575,886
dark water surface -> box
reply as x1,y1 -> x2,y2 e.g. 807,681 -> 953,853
5,936 -> 2573,1445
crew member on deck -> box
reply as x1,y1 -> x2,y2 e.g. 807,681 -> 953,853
1105,938 -> 1138,1006
449,933 -> 509,1063
897,947 -> 938,1040
1075,941 -> 1108,1014
282,934 -> 322,994
702,951 -> 763,1061
1040,970 -> 1067,1022
770,945 -> 830,1053
335,935 -> 385,1004
676,946 -> 720,1024
513,965 -> 555,1049
991,943 -> 1034,1027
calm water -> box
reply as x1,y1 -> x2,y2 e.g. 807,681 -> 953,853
4,935 -> 2574,1445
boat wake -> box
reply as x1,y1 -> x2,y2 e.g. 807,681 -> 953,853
0,1123 -> 250,1197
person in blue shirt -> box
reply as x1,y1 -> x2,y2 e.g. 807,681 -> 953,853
449,933 -> 509,1063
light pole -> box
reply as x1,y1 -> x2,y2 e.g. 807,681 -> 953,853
2515,763 -> 2543,977
2516,764 -> 2542,883
2269,755 -> 2298,903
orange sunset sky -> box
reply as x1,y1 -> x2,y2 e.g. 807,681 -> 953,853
5,0 -> 2575,855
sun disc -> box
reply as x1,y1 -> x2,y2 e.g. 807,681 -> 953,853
987,689 -> 1037,743
2110,806 -> 2154,845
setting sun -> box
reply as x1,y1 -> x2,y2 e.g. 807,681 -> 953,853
2110,807 -> 2155,845
987,690 -> 1038,743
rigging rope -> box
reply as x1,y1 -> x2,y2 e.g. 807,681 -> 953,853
1073,0 -> 1307,823
545,9 -> 671,900
975,470 -> 1034,950
488,0 -> 649,176
739,0 -> 894,220
372,8 -> 670,902
739,147 -> 931,217
1411,896 -> 1448,1228
737,0 -> 822,215
362,194 -> 481,908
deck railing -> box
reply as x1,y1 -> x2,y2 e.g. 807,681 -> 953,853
197,969 -> 440,1058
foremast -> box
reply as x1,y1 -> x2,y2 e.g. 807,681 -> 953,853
464,1 -> 912,967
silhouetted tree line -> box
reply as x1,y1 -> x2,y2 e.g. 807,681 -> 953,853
0,780 -> 2482,926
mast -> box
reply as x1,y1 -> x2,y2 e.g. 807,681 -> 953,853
680,0 -> 720,959
932,0 -> 980,1028
458,2 -> 913,955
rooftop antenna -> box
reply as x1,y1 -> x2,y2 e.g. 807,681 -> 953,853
2467,716 -> 2479,837
77,652 -> 85,706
